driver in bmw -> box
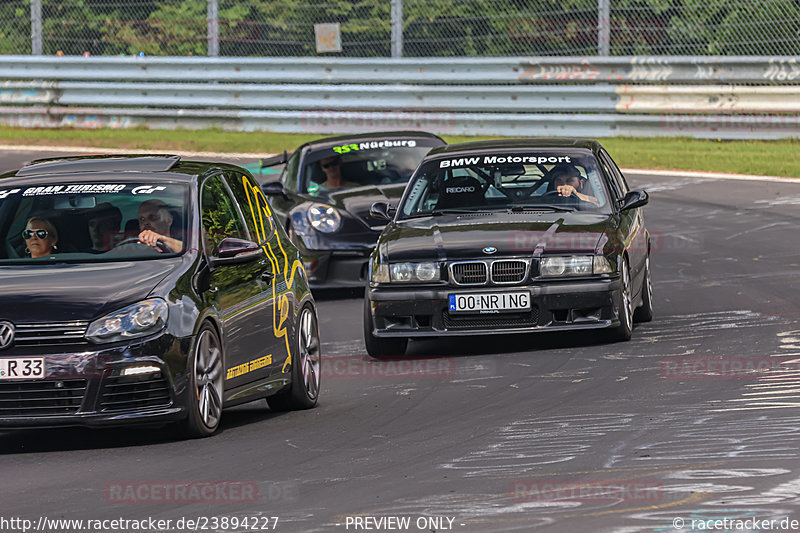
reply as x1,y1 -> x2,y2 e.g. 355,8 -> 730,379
137,199 -> 183,253
551,165 -> 599,206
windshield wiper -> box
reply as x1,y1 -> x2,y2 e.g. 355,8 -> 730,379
509,204 -> 576,213
405,208 -> 495,218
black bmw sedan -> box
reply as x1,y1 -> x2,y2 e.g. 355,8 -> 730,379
364,139 -> 653,357
0,155 -> 320,437
248,131 -> 445,288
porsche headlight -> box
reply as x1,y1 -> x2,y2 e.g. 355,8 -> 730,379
307,203 -> 341,233
86,298 -> 168,344
540,256 -> 605,277
389,262 -> 440,283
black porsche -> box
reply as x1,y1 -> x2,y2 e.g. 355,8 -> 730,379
364,138 -> 653,357
0,155 -> 320,437
249,131 -> 445,289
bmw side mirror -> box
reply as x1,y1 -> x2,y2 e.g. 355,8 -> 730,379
262,181 -> 289,200
209,237 -> 261,266
619,189 -> 649,212
259,151 -> 288,169
370,202 -> 395,221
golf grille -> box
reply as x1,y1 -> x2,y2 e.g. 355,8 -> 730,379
12,322 -> 89,347
0,379 -> 86,416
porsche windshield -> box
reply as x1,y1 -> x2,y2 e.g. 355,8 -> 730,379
302,138 -> 441,197
0,181 -> 189,264
399,151 -> 612,218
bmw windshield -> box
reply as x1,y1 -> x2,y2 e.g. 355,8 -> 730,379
0,180 -> 189,264
399,151 -> 613,219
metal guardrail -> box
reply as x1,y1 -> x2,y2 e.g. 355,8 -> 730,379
1,56 -> 799,84
1,56 -> 800,139
2,106 -> 797,141
4,81 -> 800,115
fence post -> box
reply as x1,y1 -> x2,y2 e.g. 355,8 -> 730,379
391,0 -> 403,58
31,0 -> 42,55
208,0 -> 219,56
598,0 -> 610,56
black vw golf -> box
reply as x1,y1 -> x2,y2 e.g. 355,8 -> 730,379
249,131 -> 445,288
0,155 -> 320,437
364,139 -> 653,356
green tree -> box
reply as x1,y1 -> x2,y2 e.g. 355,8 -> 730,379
0,1 -> 31,54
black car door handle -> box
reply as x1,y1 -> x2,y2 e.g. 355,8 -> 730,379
261,271 -> 275,282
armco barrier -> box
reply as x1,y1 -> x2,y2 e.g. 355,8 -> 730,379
1,56 -> 799,84
3,107 -> 799,140
1,56 -> 799,139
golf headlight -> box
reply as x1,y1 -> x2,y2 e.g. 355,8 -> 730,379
307,203 -> 341,233
388,262 -> 440,283
86,298 -> 168,343
540,255 -> 606,277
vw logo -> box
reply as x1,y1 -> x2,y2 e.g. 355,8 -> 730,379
482,247 -> 497,255
0,321 -> 14,350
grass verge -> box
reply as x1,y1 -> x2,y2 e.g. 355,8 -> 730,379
0,127 -> 797,177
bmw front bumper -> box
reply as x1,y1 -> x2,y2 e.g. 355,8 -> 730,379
367,278 -> 622,337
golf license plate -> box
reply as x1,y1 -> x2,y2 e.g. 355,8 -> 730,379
449,291 -> 531,314
0,358 -> 45,380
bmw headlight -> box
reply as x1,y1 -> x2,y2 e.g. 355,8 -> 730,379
370,262 -> 390,283
388,262 -> 440,283
593,256 -> 613,274
540,255 -> 609,277
307,203 -> 341,233
86,298 -> 168,344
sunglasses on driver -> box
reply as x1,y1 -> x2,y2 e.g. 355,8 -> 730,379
22,229 -> 50,240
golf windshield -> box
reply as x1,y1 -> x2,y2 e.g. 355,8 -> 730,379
0,181 -> 189,263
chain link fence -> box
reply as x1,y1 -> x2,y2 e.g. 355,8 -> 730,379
2,0 -> 800,57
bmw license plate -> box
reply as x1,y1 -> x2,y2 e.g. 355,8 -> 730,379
449,292 -> 530,314
0,358 -> 45,380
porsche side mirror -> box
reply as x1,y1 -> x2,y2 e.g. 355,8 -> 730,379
619,189 -> 649,212
370,202 -> 395,221
261,181 -> 289,200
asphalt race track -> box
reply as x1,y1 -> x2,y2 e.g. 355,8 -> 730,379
3,149 -> 800,532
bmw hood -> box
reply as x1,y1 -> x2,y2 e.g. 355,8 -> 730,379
0,260 -> 179,324
380,212 -> 617,262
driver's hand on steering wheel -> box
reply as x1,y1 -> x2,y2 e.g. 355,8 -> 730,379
557,184 -> 577,198
139,229 -> 167,250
